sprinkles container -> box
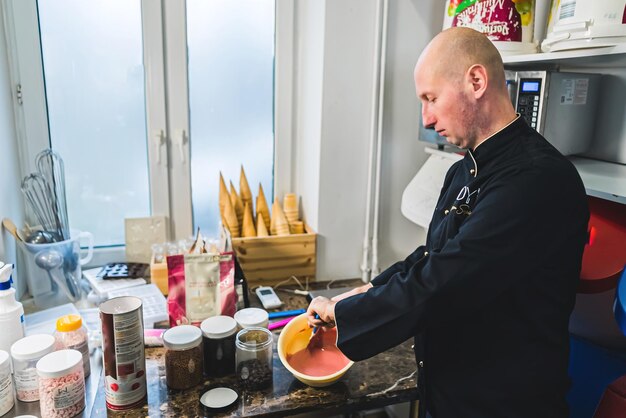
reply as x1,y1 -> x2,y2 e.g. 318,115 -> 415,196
0,350 -> 14,416
36,349 -> 85,418
10,334 -> 56,402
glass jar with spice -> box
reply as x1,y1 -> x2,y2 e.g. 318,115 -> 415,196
162,325 -> 203,390
200,315 -> 237,377
235,327 -> 273,390
10,334 -> 56,402
36,349 -> 85,418
54,314 -> 90,378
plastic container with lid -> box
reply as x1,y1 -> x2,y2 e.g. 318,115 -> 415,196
200,316 -> 237,377
235,327 -> 273,390
54,314 -> 90,378
36,349 -> 85,418
162,325 -> 203,390
234,308 -> 269,329
10,334 -> 56,402
0,350 -> 14,417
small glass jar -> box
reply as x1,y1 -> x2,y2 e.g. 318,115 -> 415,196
163,325 -> 203,390
234,308 -> 269,329
54,314 -> 90,378
0,350 -> 14,417
235,327 -> 273,390
10,334 -> 56,402
36,349 -> 85,418
200,316 -> 237,377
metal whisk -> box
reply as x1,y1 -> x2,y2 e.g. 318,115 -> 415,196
35,149 -> 70,240
21,173 -> 63,241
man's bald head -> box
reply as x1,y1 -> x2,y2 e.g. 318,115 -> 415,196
417,27 -> 506,92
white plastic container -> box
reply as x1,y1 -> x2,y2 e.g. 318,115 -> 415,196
36,349 -> 85,418
234,308 -> 269,329
10,334 -> 56,402
0,263 -> 25,354
54,314 -> 90,378
0,350 -> 14,417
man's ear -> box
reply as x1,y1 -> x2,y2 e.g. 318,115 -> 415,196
466,64 -> 488,99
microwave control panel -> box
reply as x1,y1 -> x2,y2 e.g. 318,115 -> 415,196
516,78 -> 543,130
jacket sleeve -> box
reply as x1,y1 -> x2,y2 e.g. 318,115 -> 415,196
370,246 -> 426,287
335,171 -> 586,361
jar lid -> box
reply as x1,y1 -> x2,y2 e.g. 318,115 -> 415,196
11,334 -> 56,361
163,325 -> 202,350
234,308 -> 269,328
0,350 -> 9,369
199,387 -> 238,413
56,314 -> 82,332
201,315 -> 238,339
36,349 -> 82,378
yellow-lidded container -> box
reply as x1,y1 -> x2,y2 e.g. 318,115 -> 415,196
54,314 -> 90,378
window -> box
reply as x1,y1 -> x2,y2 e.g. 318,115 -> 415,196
4,0 -> 292,255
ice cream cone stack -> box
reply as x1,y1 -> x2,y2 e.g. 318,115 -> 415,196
223,197 -> 240,238
242,202 -> 256,237
289,220 -> 304,234
272,198 -> 290,236
219,172 -> 229,219
256,183 -> 271,231
256,213 -> 269,237
229,181 -> 244,226
283,193 -> 299,224
239,166 -> 253,212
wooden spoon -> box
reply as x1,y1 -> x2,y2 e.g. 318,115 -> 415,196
2,218 -> 22,242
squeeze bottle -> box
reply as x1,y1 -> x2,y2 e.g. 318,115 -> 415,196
0,263 -> 25,353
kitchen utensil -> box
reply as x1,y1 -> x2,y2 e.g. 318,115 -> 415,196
2,218 -> 21,242
21,173 -> 62,239
36,149 -> 70,241
26,230 -> 61,244
34,250 -> 77,302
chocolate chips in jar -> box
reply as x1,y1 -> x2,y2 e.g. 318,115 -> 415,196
235,327 -> 273,391
163,325 -> 204,390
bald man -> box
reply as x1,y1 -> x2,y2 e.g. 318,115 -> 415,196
307,28 -> 589,417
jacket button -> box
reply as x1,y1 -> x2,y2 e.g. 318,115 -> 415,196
424,251 -> 429,256
419,361 -> 424,368
444,209 -> 449,215
470,168 -> 475,175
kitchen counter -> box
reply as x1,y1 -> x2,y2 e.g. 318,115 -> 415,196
14,280 -> 420,417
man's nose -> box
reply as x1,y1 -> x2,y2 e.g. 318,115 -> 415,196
422,105 -> 435,129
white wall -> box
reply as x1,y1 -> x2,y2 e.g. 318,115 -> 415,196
0,10 -> 25,296
293,0 -> 443,280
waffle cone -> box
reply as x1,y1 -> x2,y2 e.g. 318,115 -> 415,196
273,198 -> 290,236
230,181 -> 244,226
290,220 -> 304,234
219,172 -> 229,218
242,202 -> 256,237
256,213 -> 269,237
256,183 -> 271,231
224,197 -> 240,238
240,166 -> 253,211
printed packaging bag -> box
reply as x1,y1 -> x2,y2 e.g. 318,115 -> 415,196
167,253 -> 237,327
443,0 -> 537,54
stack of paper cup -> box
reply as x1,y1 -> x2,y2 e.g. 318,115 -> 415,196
283,193 -> 299,224
272,199 -> 290,236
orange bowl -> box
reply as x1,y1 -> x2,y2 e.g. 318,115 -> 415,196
277,313 -> 353,387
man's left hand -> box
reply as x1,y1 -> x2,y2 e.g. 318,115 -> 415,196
306,296 -> 337,329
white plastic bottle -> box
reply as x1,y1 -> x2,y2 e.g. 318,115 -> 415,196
0,263 -> 25,353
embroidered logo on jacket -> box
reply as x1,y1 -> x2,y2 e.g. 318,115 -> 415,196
451,186 -> 481,215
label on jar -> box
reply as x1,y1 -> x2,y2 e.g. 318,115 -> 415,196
0,372 -> 13,413
15,367 -> 38,390
69,340 -> 91,376
53,378 -> 85,410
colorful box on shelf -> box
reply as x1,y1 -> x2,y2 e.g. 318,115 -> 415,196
232,224 -> 317,287
149,255 -> 168,295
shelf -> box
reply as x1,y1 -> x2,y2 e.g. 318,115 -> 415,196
570,157 -> 626,205
503,43 -> 626,68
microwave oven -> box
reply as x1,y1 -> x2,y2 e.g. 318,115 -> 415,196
508,70 -> 602,156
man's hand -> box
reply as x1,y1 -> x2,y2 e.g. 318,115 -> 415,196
306,296 -> 337,329
331,283 -> 373,302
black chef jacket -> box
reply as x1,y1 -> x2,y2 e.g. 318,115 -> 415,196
335,117 -> 589,418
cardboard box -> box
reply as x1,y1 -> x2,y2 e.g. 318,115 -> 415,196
232,224 -> 317,287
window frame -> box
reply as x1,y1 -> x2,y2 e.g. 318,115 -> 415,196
3,0 -> 294,265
